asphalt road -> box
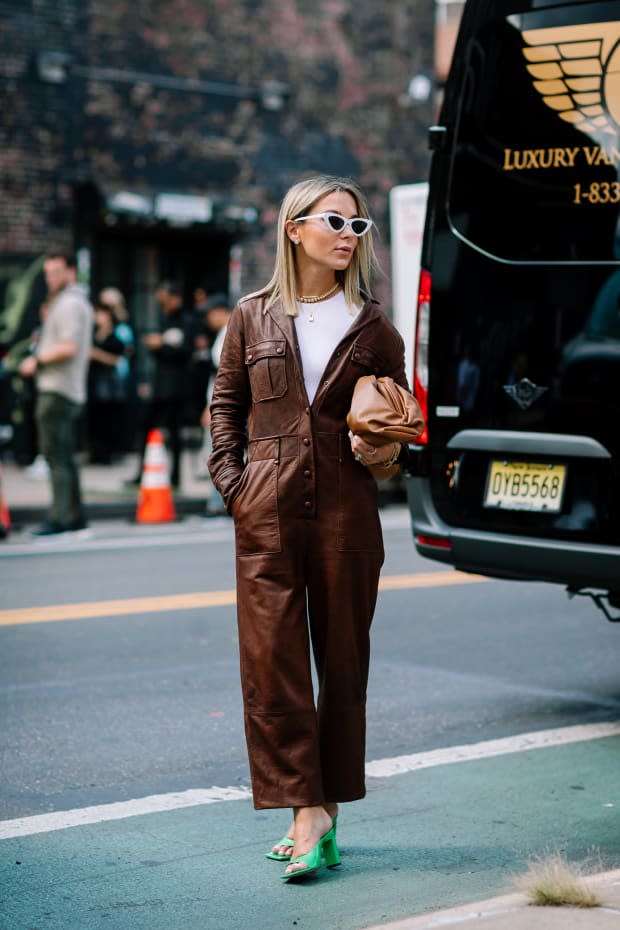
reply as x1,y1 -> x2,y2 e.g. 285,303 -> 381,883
1,508 -> 619,929
1,509 -> 619,819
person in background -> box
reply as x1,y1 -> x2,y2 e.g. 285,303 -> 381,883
20,299 -> 50,477
18,251 -> 93,536
87,301 -> 126,464
193,284 -> 220,347
99,287 -> 134,371
98,287 -> 135,452
208,176 -> 409,881
128,280 -> 194,489
199,294 -> 230,513
193,285 -> 209,314
190,290 -> 214,428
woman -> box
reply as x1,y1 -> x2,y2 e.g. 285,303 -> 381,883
98,287 -> 134,361
88,301 -> 126,464
208,176 -> 409,881
98,287 -> 136,452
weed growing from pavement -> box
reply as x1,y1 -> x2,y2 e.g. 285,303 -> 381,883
515,853 -> 601,907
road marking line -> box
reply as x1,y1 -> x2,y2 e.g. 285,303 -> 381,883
379,572 -> 487,591
0,787 -> 252,839
0,571 -> 488,626
0,590 -> 238,626
0,720 -> 617,840
365,719 -> 620,777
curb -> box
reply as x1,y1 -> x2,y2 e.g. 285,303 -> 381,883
363,868 -> 620,930
8,496 -> 210,527
7,483 -> 403,527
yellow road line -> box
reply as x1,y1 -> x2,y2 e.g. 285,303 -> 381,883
379,571 -> 487,591
0,571 -> 488,627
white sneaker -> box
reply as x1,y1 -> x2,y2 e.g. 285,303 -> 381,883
70,526 -> 94,540
25,456 -> 49,480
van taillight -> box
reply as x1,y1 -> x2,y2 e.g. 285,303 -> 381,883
415,533 -> 452,551
413,268 -> 430,445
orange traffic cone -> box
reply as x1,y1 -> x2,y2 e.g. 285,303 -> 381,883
0,465 -> 10,539
135,428 -> 176,524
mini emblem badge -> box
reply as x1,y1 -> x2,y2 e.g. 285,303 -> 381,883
503,378 -> 548,411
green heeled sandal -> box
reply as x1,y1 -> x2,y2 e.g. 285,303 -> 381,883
265,814 -> 338,862
265,835 -> 295,861
281,826 -> 341,882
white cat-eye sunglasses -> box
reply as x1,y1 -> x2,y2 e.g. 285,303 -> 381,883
293,212 -> 374,237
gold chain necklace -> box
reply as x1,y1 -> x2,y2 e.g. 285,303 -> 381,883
297,282 -> 340,304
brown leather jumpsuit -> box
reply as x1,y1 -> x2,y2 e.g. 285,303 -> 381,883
208,294 -> 407,809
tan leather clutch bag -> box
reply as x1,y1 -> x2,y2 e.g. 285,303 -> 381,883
347,375 -> 424,444
347,375 -> 424,479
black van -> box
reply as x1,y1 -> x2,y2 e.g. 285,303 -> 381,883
407,0 -> 620,620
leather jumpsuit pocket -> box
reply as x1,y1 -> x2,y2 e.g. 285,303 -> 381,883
335,436 -> 383,553
245,339 -> 287,402
231,458 -> 281,555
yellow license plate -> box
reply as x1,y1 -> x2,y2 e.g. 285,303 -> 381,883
484,461 -> 566,512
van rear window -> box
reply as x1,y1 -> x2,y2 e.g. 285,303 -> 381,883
447,3 -> 620,263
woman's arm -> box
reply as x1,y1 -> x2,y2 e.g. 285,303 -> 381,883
207,306 -> 250,510
349,323 -> 412,473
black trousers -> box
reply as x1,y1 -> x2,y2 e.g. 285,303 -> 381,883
136,397 -> 184,486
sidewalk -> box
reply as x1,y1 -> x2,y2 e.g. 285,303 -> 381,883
1,449 -> 213,526
1,450 -> 405,528
367,869 -> 620,929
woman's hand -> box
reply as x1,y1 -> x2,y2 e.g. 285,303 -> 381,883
348,431 -> 400,468
90,346 -> 121,366
18,355 -> 38,378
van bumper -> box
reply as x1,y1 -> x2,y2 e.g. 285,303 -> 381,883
407,477 -> 620,591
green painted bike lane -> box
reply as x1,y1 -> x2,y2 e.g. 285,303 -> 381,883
1,735 -> 619,930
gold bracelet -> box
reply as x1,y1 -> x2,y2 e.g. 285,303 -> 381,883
380,443 -> 401,468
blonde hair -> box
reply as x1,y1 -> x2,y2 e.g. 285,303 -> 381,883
99,286 -> 129,323
254,175 -> 378,317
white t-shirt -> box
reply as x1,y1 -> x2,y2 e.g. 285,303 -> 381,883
37,285 -> 93,404
294,291 -> 360,403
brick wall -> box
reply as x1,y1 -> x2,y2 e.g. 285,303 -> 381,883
0,0 -> 434,303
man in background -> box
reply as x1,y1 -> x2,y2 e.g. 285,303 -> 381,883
19,251 -> 93,536
128,281 -> 194,489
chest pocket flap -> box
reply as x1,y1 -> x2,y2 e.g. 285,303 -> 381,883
245,339 -> 287,401
350,341 -> 382,374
